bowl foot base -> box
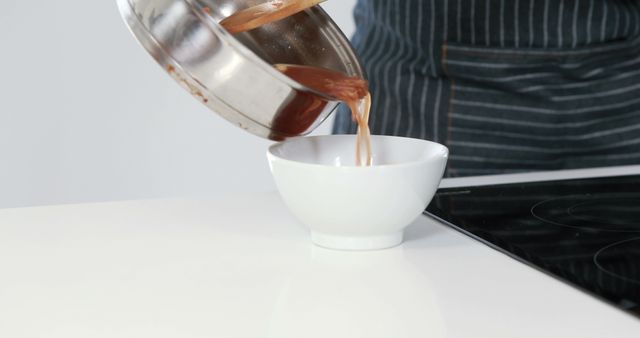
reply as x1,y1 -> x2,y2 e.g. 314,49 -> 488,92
311,232 -> 403,251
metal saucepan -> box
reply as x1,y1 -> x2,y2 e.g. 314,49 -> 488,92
116,0 -> 365,140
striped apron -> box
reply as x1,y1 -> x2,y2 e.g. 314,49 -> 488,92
333,0 -> 640,177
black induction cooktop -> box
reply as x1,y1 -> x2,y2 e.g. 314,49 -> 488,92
425,174 -> 640,318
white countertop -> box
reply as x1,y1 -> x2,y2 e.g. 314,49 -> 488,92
1,166 -> 640,337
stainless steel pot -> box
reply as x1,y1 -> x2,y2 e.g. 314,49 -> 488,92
117,0 -> 365,140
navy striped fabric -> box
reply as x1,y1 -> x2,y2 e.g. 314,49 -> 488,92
333,0 -> 640,177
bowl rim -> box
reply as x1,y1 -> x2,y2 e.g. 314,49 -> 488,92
267,135 -> 449,170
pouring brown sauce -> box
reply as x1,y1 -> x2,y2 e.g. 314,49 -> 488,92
220,3 -> 373,166
274,64 -> 372,166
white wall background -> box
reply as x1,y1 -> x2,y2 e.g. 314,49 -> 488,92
0,0 -> 357,209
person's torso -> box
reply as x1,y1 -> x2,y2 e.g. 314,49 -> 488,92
334,0 -> 640,176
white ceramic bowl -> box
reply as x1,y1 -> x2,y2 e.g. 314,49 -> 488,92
267,135 -> 448,251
